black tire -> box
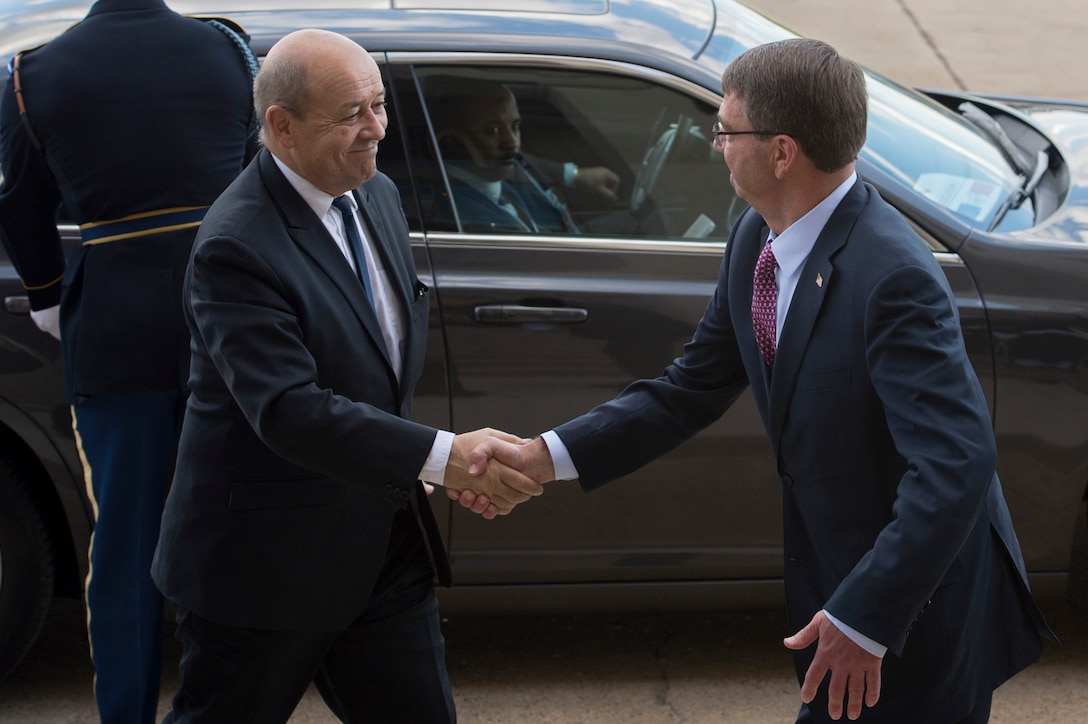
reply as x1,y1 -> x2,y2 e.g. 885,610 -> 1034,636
0,453 -> 55,681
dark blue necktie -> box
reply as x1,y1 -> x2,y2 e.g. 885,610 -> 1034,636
331,195 -> 375,308
498,184 -> 538,232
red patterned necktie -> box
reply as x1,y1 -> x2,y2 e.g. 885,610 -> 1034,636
752,241 -> 778,369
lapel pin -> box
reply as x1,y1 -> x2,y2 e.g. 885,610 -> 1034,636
816,273 -> 824,288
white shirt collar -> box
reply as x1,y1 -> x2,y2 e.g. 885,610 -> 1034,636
271,153 -> 350,219
446,164 -> 503,204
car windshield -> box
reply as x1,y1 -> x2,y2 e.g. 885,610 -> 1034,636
701,1 -> 1026,231
861,73 -> 1025,229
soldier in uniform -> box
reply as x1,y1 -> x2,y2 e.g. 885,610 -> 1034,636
0,1 -> 257,721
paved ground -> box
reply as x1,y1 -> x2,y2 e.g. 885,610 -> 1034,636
743,0 -> 1083,100
0,588 -> 1083,723
0,1 -> 1084,722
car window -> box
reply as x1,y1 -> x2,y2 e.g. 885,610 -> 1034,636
377,62 -> 426,233
412,65 -> 743,240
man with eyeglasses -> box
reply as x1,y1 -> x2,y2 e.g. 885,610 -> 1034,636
459,38 -> 1055,724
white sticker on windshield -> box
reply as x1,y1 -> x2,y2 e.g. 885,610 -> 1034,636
913,173 -> 1003,223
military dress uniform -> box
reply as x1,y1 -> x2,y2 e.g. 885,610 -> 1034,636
0,1 -> 257,721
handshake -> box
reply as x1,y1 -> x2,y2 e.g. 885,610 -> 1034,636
442,429 -> 557,520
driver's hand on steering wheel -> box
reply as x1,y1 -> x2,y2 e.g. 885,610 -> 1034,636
573,165 -> 621,202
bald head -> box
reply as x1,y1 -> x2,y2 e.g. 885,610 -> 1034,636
255,29 -> 388,194
254,29 -> 375,134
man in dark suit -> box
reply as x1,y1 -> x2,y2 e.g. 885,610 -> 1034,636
424,75 -> 619,233
150,29 -> 540,723
0,2 -> 257,720
460,39 -> 1056,722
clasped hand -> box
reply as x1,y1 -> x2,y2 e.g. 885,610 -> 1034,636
443,429 -> 553,519
444,434 -> 555,519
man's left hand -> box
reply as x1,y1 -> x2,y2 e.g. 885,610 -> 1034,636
783,610 -> 882,721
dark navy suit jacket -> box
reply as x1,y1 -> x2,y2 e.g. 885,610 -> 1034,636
447,162 -> 569,234
555,179 -> 1054,722
152,151 -> 449,631
0,0 -> 256,399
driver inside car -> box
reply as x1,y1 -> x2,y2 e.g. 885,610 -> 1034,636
424,76 -> 620,233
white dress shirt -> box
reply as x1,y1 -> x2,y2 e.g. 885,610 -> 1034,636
272,156 -> 454,485
544,172 -> 886,657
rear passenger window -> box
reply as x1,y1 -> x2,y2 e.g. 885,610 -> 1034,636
411,65 -> 745,240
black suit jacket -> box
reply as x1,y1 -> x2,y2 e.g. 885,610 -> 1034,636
555,179 -> 1054,722
0,0 -> 257,399
152,150 -> 449,632
444,162 -> 569,234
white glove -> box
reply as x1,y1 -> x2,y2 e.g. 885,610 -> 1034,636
30,304 -> 61,340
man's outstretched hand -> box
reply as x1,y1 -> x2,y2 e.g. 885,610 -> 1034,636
784,610 -> 882,721
443,428 -> 543,519
446,436 -> 556,515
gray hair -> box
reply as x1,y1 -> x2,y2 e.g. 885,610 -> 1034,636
252,53 -> 311,145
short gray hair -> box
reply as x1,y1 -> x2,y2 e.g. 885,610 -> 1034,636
252,54 -> 311,144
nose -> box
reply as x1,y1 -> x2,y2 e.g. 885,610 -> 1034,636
499,125 -> 519,149
360,107 -> 387,140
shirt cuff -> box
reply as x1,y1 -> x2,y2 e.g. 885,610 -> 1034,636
563,162 -> 579,187
823,609 -> 887,659
418,430 -> 454,486
541,430 -> 579,481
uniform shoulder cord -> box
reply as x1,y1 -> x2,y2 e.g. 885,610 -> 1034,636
8,52 -> 43,151
198,17 -> 261,138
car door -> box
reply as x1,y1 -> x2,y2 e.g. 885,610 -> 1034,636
386,56 -> 785,600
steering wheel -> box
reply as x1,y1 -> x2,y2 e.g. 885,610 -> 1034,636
631,114 -> 688,214
631,113 -> 713,216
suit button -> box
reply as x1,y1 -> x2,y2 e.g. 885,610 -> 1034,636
781,474 -> 793,487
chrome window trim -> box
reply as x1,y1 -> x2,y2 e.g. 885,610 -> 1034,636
385,51 -> 723,107
933,251 -> 965,265
412,231 -> 727,256
414,233 -> 966,265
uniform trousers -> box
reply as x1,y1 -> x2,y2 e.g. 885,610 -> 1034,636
73,389 -> 188,724
161,503 -> 455,723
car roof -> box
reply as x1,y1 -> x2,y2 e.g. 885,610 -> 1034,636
0,0 -> 719,69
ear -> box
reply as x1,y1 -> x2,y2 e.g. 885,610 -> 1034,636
770,134 -> 801,179
264,105 -> 296,149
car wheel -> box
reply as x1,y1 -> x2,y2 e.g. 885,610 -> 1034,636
0,453 -> 55,681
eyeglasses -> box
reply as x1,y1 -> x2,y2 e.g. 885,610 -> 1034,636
710,121 -> 785,151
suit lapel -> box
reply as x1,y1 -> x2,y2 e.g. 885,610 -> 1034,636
766,182 -> 867,447
726,210 -> 775,435
354,186 -> 411,310
259,152 -> 395,375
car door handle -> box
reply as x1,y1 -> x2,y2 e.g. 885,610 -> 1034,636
3,295 -> 31,314
473,304 -> 588,324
